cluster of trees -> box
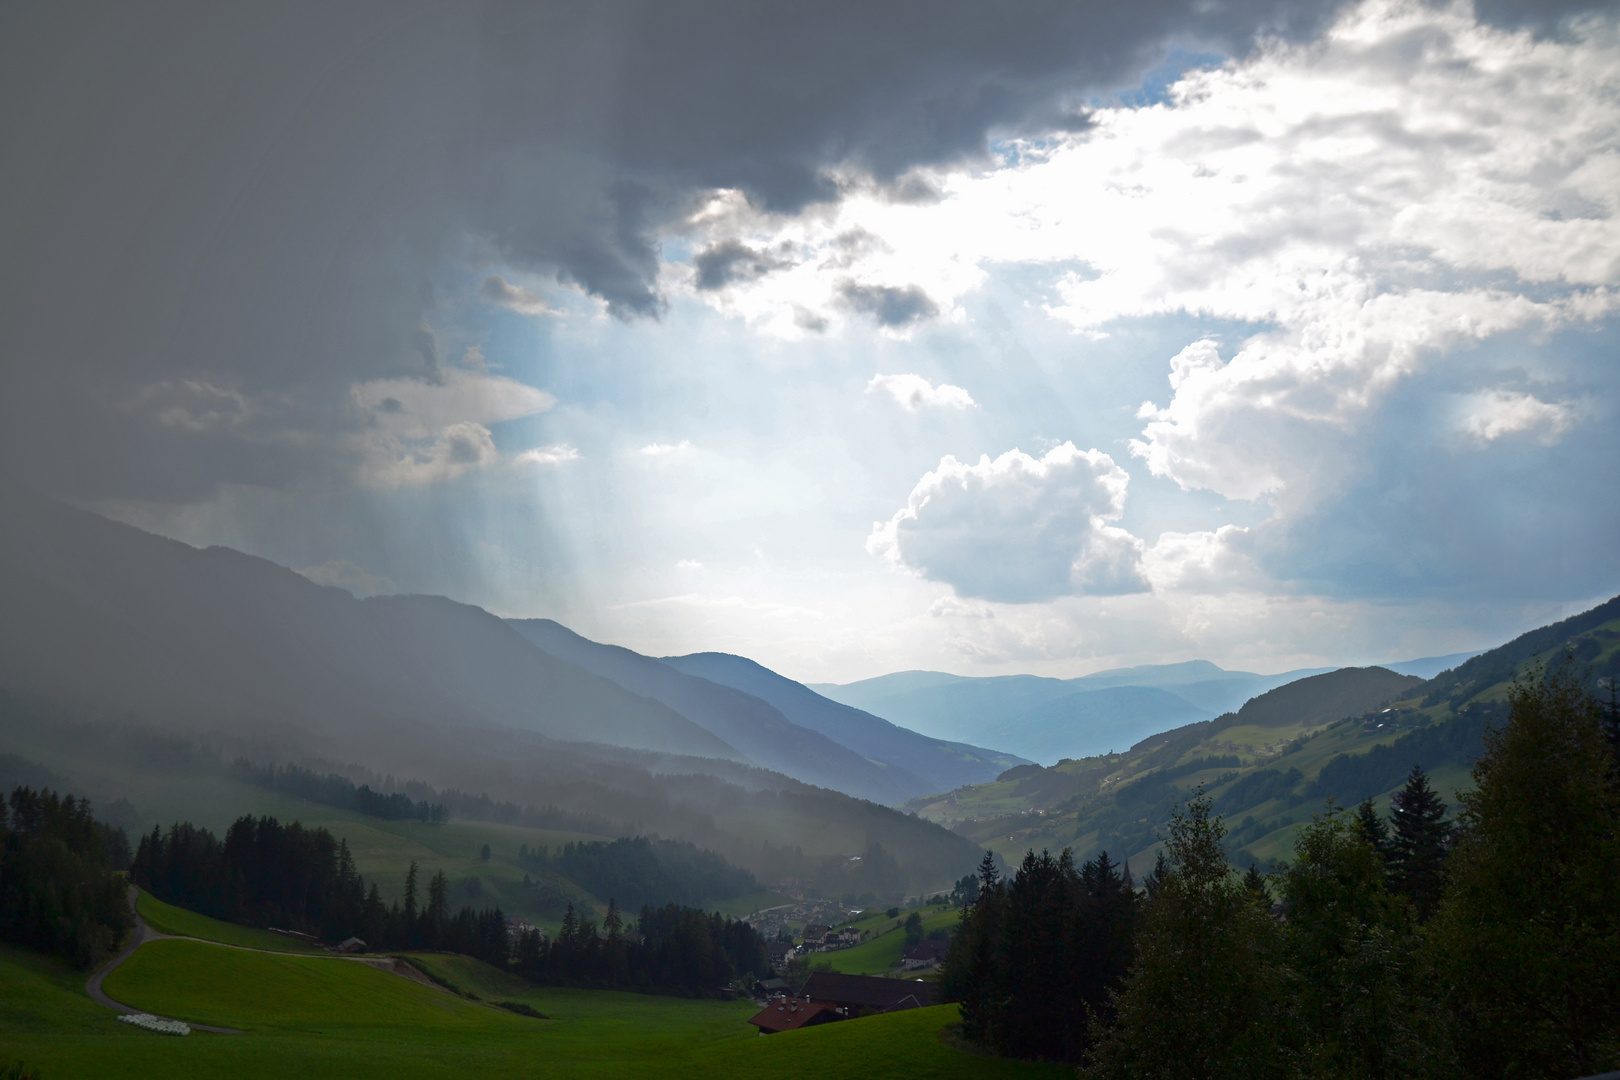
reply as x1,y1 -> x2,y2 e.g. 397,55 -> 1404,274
130,813 -> 767,997
521,835 -> 758,910
0,788 -> 132,968
512,899 -> 766,996
946,666 -> 1620,1079
130,816 -> 510,967
229,760 -> 448,823
942,847 -> 1136,1061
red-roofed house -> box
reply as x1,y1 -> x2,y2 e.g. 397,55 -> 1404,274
745,997 -> 845,1035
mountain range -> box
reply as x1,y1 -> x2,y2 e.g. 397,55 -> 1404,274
904,596 -> 1620,875
0,480 -> 1017,807
811,650 -> 1480,765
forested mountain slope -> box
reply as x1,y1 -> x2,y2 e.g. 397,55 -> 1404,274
905,606 -> 1620,875
659,651 -> 1027,792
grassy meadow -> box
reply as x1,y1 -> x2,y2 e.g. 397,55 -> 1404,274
819,903 -> 960,975
136,890 -> 325,952
0,932 -> 1066,1080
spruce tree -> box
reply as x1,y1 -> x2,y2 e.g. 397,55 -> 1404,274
1430,666 -> 1620,1079
1073,850 -> 1135,1052
1242,862 -> 1270,907
1353,796 -> 1391,863
1386,765 -> 1448,918
941,850 -> 1005,1048
403,860 -> 419,921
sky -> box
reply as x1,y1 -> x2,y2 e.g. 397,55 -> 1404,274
3,0 -> 1618,683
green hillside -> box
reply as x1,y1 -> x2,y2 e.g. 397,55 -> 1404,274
0,935 -> 1064,1080
906,598 -> 1620,872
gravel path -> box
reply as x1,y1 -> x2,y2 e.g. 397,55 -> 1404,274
86,886 -> 244,1034
86,887 -> 460,1034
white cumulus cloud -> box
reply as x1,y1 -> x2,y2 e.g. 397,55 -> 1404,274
513,444 -> 581,467
1456,389 -> 1575,444
640,440 -> 695,456
687,0 -> 1620,516
869,443 -> 1148,603
1142,525 -> 1262,593
866,373 -> 977,411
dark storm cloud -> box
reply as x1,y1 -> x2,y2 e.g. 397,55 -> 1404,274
692,240 -> 794,291
0,0 -> 1592,504
837,282 -> 941,327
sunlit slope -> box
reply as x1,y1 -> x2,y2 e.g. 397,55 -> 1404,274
902,597 -> 1620,872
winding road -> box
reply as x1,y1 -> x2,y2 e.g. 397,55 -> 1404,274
86,886 -> 244,1034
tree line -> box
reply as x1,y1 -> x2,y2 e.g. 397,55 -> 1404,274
130,813 -> 767,997
0,787 -> 132,968
943,665 -> 1620,1079
511,899 -> 768,996
229,760 -> 449,823
519,835 -> 759,910
131,816 -> 511,966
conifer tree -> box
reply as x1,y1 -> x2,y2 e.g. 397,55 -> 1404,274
1073,850 -> 1135,1050
1430,666 -> 1620,1079
1141,849 -> 1170,900
1387,766 -> 1449,918
1353,796 -> 1391,863
941,850 -> 1005,1048
1241,862 -> 1270,906
403,860 -> 419,921
425,869 -> 449,945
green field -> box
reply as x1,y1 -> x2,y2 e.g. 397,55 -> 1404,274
2,932 -> 1066,1080
819,904 -> 960,975
136,890 -> 325,953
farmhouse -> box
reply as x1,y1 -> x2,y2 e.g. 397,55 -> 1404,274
800,971 -> 939,1017
900,939 -> 949,971
746,997 -> 845,1035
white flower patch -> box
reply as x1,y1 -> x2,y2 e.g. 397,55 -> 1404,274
118,1012 -> 190,1036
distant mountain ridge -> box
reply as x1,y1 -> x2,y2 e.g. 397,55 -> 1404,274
0,481 -> 1021,808
658,651 -> 1028,793
902,596 -> 1620,877
811,663 -> 1334,764
506,619 -> 934,804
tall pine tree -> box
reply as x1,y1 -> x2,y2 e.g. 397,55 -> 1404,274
941,850 -> 1005,1048
1353,796 -> 1391,862
1386,765 -> 1448,919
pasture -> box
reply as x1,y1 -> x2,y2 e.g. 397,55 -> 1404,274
0,935 -> 1067,1080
